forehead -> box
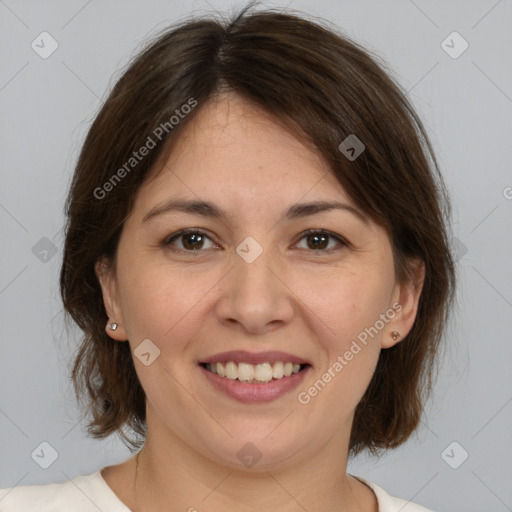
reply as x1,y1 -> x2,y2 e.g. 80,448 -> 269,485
134,93 -> 356,217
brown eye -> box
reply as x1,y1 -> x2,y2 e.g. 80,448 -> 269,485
306,233 -> 329,250
181,232 -> 206,250
296,230 -> 347,252
164,230 -> 216,252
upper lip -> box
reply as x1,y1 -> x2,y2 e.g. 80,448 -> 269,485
199,350 -> 311,366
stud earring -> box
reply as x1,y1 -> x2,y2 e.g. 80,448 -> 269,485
108,322 -> 118,331
391,331 -> 400,341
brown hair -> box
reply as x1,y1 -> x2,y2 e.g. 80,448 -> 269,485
60,3 -> 455,456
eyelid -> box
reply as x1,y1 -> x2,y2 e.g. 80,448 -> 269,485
163,228 -> 220,252
162,228 -> 349,253
294,228 -> 350,252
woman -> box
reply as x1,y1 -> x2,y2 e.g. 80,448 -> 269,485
0,4 -> 454,511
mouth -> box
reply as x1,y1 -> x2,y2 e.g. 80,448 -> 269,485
200,361 -> 310,384
198,351 -> 312,403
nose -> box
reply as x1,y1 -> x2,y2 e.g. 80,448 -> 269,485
215,244 -> 295,334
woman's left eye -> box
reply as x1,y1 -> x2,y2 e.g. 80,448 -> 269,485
162,229 -> 348,254
295,230 -> 348,252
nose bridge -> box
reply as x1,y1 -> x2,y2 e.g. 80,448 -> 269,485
217,235 -> 293,332
233,235 -> 281,300
236,240 -> 276,288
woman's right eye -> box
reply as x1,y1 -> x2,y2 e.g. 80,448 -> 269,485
162,229 -> 218,253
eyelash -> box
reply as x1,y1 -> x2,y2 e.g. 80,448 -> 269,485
161,228 -> 349,255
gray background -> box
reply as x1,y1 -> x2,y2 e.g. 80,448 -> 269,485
0,1 -> 511,511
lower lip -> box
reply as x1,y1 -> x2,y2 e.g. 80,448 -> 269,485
199,365 -> 310,403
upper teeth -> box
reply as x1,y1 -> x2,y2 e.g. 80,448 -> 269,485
206,361 -> 302,383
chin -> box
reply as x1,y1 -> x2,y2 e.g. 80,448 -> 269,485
197,427 -> 310,472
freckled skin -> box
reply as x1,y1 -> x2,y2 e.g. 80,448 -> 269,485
97,93 -> 423,512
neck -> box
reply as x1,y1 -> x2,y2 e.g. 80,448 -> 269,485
130,428 -> 371,512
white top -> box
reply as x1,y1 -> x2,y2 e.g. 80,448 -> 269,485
0,470 -> 435,511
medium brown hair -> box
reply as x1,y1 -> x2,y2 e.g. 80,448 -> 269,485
60,3 -> 455,456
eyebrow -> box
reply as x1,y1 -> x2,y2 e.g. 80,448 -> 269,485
142,198 -> 368,225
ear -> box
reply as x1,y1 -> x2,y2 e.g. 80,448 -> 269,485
95,258 -> 129,341
382,258 -> 425,349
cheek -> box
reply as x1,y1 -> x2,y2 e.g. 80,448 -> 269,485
116,261 -> 212,405
116,255 -> 220,349
298,267 -> 392,404
301,264 -> 393,347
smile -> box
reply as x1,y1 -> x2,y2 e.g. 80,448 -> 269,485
202,361 -> 307,384
199,352 -> 311,402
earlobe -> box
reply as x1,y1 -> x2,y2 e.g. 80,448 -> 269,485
95,259 -> 129,341
382,259 -> 425,349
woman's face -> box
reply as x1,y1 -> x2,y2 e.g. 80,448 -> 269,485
98,93 -> 422,470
